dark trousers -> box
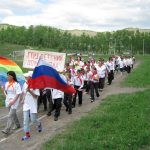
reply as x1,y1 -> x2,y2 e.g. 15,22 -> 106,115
108,70 -> 114,85
84,81 -> 90,93
38,91 -> 47,111
124,66 -> 127,72
115,65 -> 119,72
127,66 -> 131,73
132,64 -> 134,69
90,81 -> 99,100
46,89 -> 54,114
72,85 -> 82,107
64,93 -> 72,113
54,98 -> 62,118
98,77 -> 105,89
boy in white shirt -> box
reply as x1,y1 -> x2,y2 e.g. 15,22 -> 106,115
21,71 -> 42,141
52,89 -> 64,121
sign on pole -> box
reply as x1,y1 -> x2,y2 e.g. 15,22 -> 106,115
23,50 -> 66,71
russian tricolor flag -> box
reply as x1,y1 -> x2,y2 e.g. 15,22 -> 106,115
29,58 -> 76,94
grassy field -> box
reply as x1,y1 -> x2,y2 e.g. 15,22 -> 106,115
42,90 -> 150,150
122,56 -> 150,88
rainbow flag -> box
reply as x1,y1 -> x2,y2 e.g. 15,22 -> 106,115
0,56 -> 25,86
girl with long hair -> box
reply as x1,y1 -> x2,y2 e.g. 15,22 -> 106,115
2,71 -> 22,135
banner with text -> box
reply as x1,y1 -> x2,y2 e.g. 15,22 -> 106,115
23,50 -> 66,71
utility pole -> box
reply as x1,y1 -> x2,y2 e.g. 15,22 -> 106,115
143,39 -> 145,56
131,43 -> 132,55
114,39 -> 116,55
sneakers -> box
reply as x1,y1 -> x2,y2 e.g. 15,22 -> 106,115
12,125 -> 21,130
38,122 -> 42,132
47,112 -> 51,116
99,89 -> 103,92
1,129 -> 9,135
54,117 -> 58,121
91,99 -> 94,103
68,110 -> 72,114
22,135 -> 30,141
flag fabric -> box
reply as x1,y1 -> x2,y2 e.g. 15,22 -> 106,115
29,58 -> 76,94
0,56 -> 25,86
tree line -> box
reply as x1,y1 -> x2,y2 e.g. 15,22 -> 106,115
0,25 -> 150,54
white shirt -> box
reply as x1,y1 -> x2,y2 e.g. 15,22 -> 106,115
97,65 -> 107,78
5,82 -> 22,109
123,59 -> 127,67
52,89 -> 64,99
87,71 -> 93,81
70,68 -> 76,78
75,61 -> 84,67
90,74 -> 99,83
107,61 -> 115,72
22,82 -> 40,113
127,58 -> 133,66
73,75 -> 84,89
119,60 -> 124,68
83,73 -> 88,81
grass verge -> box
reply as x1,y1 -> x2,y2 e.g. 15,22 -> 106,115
122,56 -> 150,88
42,90 -> 150,150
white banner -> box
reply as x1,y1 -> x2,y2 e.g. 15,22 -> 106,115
23,50 -> 66,71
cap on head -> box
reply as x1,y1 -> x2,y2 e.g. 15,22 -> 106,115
24,71 -> 33,77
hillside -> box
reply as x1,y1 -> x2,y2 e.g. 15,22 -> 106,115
66,29 -> 97,36
0,24 -> 150,36
125,27 -> 150,33
0,24 -> 17,30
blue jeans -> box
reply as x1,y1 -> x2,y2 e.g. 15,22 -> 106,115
23,110 -> 40,132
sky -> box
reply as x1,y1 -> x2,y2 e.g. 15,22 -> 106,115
0,0 -> 150,31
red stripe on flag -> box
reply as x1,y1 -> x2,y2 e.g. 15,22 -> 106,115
29,75 -> 76,94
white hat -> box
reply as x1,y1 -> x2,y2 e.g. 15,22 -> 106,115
24,71 -> 33,77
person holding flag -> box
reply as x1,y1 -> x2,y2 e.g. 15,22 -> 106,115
27,58 -> 76,120
21,71 -> 42,141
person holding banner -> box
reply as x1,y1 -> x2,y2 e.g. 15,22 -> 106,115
1,71 -> 21,135
21,71 -> 42,141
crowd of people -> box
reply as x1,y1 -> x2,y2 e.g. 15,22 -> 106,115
1,55 -> 135,141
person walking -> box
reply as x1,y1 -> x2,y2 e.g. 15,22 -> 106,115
2,71 -> 22,135
89,67 -> 100,102
21,71 -> 42,141
72,70 -> 84,107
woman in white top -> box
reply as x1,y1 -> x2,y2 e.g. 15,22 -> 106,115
21,71 -> 42,141
2,71 -> 22,135
72,69 -> 84,107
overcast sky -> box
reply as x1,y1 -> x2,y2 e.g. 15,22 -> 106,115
0,0 -> 150,31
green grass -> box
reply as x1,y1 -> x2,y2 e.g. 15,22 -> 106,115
122,56 -> 150,88
0,42 -> 26,56
0,93 -> 4,107
42,90 -> 150,150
